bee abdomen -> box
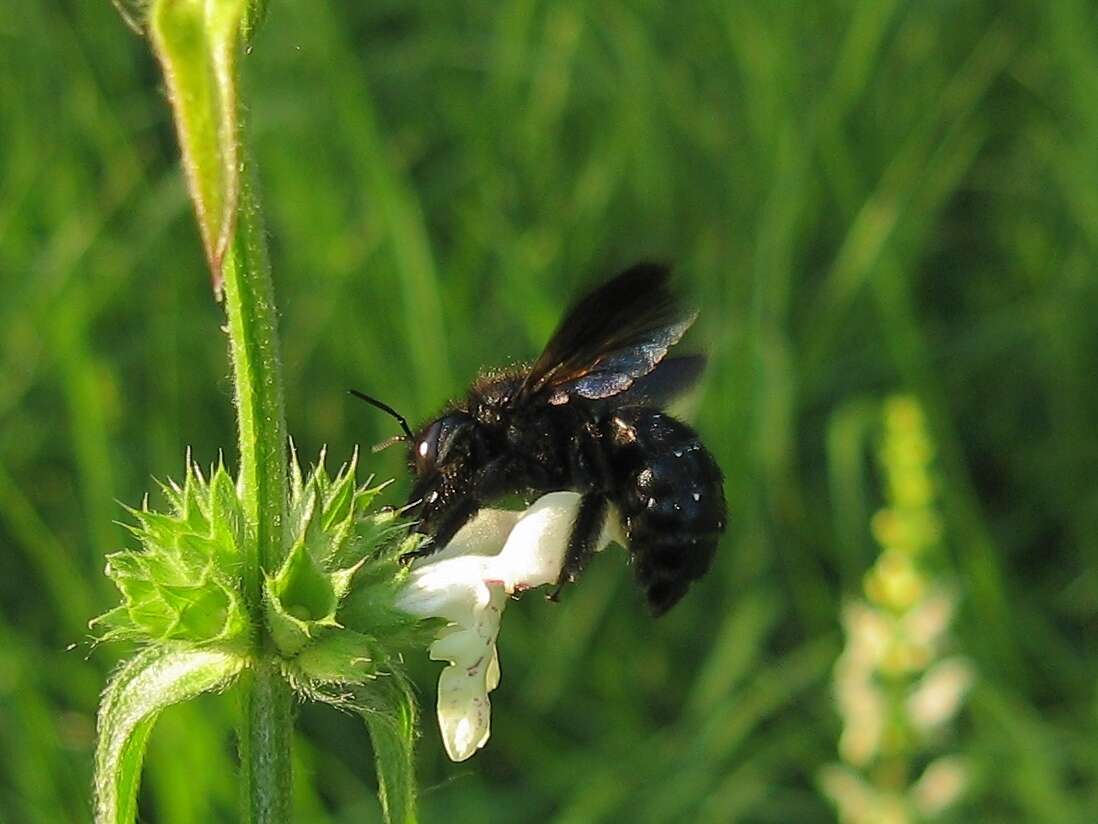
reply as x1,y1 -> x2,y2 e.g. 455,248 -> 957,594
605,410 -> 726,615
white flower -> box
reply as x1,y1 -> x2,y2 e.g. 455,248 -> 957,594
906,656 -> 974,734
901,588 -> 955,649
912,756 -> 969,816
395,492 -> 623,761
818,764 -> 909,824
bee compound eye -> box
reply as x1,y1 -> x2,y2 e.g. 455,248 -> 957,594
413,412 -> 476,475
415,420 -> 444,474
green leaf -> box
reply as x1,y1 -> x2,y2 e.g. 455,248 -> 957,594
148,0 -> 249,293
357,675 -> 420,824
95,643 -> 246,824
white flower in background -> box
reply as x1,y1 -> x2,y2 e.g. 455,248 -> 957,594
907,657 -> 975,735
912,755 -> 969,817
901,588 -> 955,654
818,765 -> 909,824
833,602 -> 889,766
396,492 -> 623,761
821,398 -> 974,823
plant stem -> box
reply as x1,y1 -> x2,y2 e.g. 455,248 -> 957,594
221,162 -> 292,822
237,659 -> 294,823
221,167 -> 287,599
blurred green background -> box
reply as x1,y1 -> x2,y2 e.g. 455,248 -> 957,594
3,1 -> 1098,821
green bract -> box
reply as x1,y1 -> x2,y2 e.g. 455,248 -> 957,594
95,460 -> 249,645
95,449 -> 437,693
267,448 -> 438,694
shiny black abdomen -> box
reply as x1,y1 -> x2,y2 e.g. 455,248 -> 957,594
602,408 -> 726,614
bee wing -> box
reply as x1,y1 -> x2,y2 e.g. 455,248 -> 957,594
607,354 -> 706,409
514,263 -> 697,407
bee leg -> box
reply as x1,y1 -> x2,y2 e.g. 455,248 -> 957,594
398,545 -> 438,565
548,493 -> 608,602
399,498 -> 480,564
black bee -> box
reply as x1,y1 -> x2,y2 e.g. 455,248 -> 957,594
353,263 -> 726,615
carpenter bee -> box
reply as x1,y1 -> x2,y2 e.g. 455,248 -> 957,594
352,263 -> 726,615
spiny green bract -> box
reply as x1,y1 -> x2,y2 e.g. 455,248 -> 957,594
95,448 -> 440,700
268,447 -> 439,697
95,458 -> 249,645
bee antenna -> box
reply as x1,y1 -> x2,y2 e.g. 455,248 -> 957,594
348,389 -> 415,441
371,435 -> 406,454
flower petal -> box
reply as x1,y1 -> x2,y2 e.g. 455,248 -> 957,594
396,491 -> 625,762
487,492 -> 623,592
433,586 -> 506,761
419,507 -> 522,563
396,555 -> 495,624
396,553 -> 506,761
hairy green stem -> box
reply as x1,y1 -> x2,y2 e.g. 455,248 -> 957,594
221,164 -> 292,822
221,166 -> 287,601
237,660 -> 294,823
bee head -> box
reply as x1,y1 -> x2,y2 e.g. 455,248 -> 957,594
349,389 -> 482,540
411,412 -> 475,478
